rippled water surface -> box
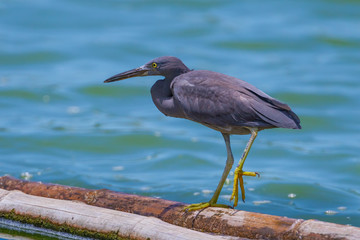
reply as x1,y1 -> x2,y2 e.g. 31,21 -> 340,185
1,0 -> 360,230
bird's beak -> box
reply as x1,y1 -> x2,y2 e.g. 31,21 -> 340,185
104,66 -> 149,83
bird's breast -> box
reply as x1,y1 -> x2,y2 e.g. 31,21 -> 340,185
150,80 -> 185,119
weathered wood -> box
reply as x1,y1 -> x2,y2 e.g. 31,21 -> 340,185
0,176 -> 359,240
0,189 -> 239,240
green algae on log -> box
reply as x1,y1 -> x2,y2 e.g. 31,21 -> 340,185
0,209 -> 127,240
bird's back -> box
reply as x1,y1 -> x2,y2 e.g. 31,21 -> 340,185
171,70 -> 301,134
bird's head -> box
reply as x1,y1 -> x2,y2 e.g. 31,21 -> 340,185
104,56 -> 190,83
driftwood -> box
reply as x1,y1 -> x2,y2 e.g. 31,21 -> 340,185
0,176 -> 359,240
0,189 -> 238,240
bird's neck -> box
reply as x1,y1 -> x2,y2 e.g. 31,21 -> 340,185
150,78 -> 173,109
162,77 -> 174,96
164,66 -> 190,80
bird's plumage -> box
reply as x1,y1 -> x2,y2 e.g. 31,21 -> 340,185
151,69 -> 300,134
106,56 -> 301,134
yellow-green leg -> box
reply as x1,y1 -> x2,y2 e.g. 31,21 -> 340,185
184,133 -> 234,211
230,128 -> 259,207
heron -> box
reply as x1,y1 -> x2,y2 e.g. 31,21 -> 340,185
104,56 -> 301,211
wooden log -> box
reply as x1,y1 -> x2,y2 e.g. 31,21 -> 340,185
0,189 -> 239,240
1,176 -> 359,240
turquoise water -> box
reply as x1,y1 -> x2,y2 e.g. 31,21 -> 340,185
1,0 -> 359,230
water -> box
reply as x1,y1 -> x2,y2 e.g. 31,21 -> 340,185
1,0 -> 359,232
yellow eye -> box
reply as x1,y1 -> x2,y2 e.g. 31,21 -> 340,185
152,62 -> 157,68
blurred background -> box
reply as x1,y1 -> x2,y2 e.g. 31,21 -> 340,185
1,0 -> 359,228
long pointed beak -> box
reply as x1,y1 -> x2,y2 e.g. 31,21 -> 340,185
104,66 -> 149,83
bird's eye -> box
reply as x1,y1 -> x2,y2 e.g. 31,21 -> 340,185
152,62 -> 158,68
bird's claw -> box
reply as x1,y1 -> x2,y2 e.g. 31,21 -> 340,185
183,202 -> 232,212
230,168 -> 259,207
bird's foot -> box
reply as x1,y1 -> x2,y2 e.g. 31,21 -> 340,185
183,202 -> 232,212
230,168 -> 259,207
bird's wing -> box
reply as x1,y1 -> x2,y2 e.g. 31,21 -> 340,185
171,70 -> 300,129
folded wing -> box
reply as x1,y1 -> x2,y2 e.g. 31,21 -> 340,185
171,70 -> 301,130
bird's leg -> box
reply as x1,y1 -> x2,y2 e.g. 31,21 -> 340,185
184,133 -> 234,211
230,128 -> 259,207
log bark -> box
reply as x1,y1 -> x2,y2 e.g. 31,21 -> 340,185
0,176 -> 359,240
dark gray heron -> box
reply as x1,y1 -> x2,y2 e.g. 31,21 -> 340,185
104,56 -> 301,211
